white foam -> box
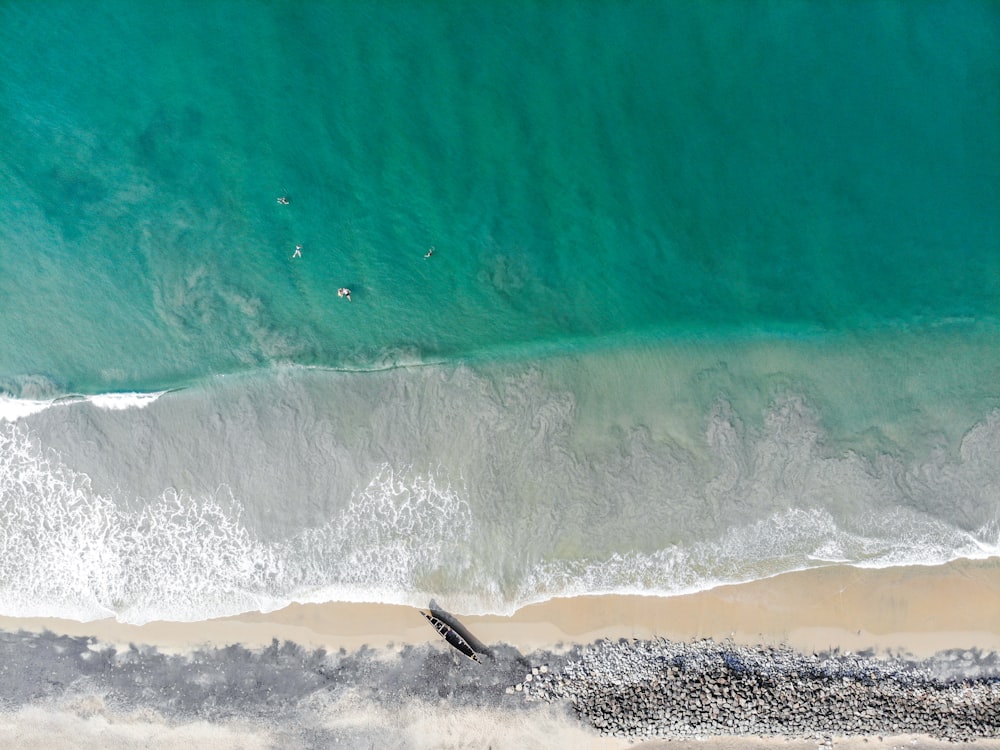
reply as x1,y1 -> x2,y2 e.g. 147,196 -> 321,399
87,390 -> 167,411
0,394 -> 55,422
3,382 -> 1000,623
499,394 -> 1000,612
287,464 -> 474,606
0,427 -> 473,623
0,390 -> 166,422
514,505 -> 1000,611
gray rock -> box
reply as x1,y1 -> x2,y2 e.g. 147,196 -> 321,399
515,636 -> 1000,741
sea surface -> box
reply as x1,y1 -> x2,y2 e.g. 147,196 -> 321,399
1,0 -> 999,625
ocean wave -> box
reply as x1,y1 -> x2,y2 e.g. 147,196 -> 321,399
0,424 -> 471,622
0,395 -> 53,422
514,507 -> 1000,610
85,391 -> 169,411
0,390 -> 167,423
3,350 -> 1000,623
2,408 -> 999,623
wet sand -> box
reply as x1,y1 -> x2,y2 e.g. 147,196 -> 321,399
1,559 -> 998,749
3,558 -> 998,658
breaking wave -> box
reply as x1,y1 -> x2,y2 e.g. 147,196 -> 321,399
518,506 -> 1000,607
0,423 -> 472,623
0,390 -> 166,423
2,401 -> 999,623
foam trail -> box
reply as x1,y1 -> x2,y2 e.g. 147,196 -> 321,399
515,507 -> 1000,611
0,391 -> 166,422
0,423 -> 472,623
0,395 -> 53,422
86,391 -> 168,411
3,361 -> 1000,622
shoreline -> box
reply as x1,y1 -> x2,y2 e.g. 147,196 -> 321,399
1,558 -> 998,658
1,558 -> 999,748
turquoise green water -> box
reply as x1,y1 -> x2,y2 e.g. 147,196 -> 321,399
2,0 -> 998,394
0,1 -> 998,622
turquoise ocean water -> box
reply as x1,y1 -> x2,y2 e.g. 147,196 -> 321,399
1,0 -> 998,623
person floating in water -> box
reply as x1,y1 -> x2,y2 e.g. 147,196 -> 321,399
424,246 -> 434,259
277,195 -> 290,205
292,245 -> 302,258
338,287 -> 352,302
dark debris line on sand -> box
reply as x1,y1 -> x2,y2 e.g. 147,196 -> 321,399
512,638 -> 1000,743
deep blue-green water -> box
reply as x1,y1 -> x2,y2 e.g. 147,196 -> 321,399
1,0 -> 998,623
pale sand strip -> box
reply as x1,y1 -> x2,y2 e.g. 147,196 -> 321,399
1,558 -> 998,658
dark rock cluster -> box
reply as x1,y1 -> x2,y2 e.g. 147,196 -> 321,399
513,638 -> 1000,742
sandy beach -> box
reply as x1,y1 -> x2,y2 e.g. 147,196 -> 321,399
2,559 -> 998,749
3,558 -> 999,658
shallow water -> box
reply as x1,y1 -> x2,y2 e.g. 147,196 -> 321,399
0,0 -> 998,623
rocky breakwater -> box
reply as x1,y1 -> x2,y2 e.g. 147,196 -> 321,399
513,638 -> 1000,742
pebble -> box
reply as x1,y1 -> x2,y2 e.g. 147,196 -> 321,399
514,638 -> 1000,742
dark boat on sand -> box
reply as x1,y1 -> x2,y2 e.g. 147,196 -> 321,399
419,609 -> 481,663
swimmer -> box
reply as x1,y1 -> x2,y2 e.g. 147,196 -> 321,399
338,287 -> 352,302
292,245 -> 302,258
424,246 -> 434,259
277,196 -> 290,205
